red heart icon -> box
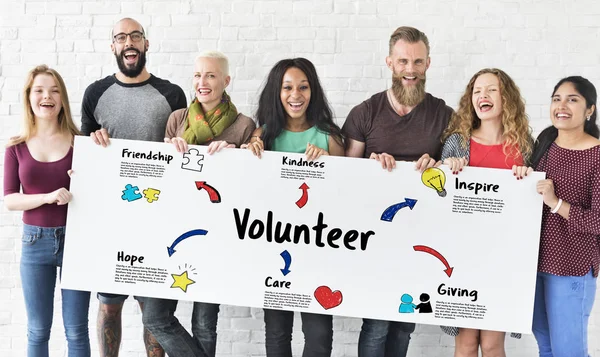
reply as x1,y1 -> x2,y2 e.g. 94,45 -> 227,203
314,285 -> 343,310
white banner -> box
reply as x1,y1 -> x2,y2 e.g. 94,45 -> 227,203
62,136 -> 544,334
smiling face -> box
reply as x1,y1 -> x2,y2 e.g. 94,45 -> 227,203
193,57 -> 230,111
29,73 -> 62,122
472,73 -> 503,122
551,81 -> 595,132
386,40 -> 430,106
280,67 -> 311,122
111,19 -> 148,78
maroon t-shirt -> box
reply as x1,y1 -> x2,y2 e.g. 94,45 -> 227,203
342,91 -> 453,161
536,143 -> 600,277
3,143 -> 72,227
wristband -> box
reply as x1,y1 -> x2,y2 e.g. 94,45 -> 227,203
551,198 -> 563,214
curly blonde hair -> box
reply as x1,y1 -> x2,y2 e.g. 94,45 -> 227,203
442,68 -> 532,162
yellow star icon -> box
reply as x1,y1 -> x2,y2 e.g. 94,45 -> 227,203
170,271 -> 195,292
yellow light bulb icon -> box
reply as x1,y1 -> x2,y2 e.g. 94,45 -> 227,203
421,167 -> 447,197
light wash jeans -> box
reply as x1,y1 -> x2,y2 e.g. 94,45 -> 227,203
357,319 -> 415,357
533,270 -> 597,357
142,297 -> 219,357
20,224 -> 91,357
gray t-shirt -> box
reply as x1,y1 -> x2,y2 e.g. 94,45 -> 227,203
81,74 -> 187,141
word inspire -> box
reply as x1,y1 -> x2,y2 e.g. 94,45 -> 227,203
282,156 -> 325,168
234,208 -> 375,251
122,148 -> 174,164
455,177 -> 499,195
438,283 -> 478,302
117,251 -> 144,266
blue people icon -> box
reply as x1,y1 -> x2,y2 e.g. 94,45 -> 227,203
398,293 -> 416,313
415,293 -> 433,313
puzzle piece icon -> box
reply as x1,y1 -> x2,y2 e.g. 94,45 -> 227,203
143,188 -> 161,203
182,148 -> 204,172
121,184 -> 142,202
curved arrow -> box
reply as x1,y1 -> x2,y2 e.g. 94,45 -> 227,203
167,229 -> 208,257
380,198 -> 417,222
280,250 -> 292,276
413,245 -> 454,277
195,181 -> 221,203
295,182 -> 310,208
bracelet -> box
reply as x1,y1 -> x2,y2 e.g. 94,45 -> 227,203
551,198 -> 563,214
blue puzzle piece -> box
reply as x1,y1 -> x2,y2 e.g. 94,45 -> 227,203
121,184 -> 142,202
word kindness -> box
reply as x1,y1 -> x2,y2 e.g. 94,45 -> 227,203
234,208 -> 375,251
122,148 -> 174,164
282,156 -> 325,168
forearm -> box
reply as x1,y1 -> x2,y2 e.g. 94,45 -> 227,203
565,202 -> 600,235
344,138 -> 365,158
328,136 -> 345,157
4,193 -> 47,211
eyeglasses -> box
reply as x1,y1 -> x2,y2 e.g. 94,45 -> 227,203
113,31 -> 144,44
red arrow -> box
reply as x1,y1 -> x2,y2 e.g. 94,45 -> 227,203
295,182 -> 309,208
413,245 -> 454,277
195,181 -> 222,203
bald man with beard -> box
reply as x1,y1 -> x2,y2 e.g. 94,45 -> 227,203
80,18 -> 187,357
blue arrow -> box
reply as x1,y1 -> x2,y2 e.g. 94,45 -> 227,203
167,229 -> 208,257
380,198 -> 418,222
280,250 -> 292,276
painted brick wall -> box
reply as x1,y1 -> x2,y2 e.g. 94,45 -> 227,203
1,0 -> 599,356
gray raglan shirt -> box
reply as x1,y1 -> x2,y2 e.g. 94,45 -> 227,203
81,74 -> 187,141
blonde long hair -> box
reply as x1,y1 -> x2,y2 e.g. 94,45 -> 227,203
442,68 -> 533,162
7,65 -> 80,147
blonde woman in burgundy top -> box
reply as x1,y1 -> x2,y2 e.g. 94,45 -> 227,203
440,68 -> 533,357
516,76 -> 600,357
3,65 -> 89,356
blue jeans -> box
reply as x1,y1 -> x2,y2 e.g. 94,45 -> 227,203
263,309 -> 333,357
20,224 -> 91,357
142,297 -> 219,357
358,319 -> 415,357
532,270 -> 596,357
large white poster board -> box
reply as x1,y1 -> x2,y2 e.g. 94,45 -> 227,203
62,137 -> 544,334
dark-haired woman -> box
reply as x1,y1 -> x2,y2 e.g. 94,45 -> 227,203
243,58 -> 344,357
515,76 -> 599,356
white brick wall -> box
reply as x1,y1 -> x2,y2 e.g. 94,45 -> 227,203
1,0 -> 600,356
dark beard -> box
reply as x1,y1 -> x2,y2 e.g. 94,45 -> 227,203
115,48 -> 147,78
391,73 -> 426,107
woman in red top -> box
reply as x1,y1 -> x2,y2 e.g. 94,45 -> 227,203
516,76 -> 600,357
439,68 -> 533,357
3,65 -> 89,356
